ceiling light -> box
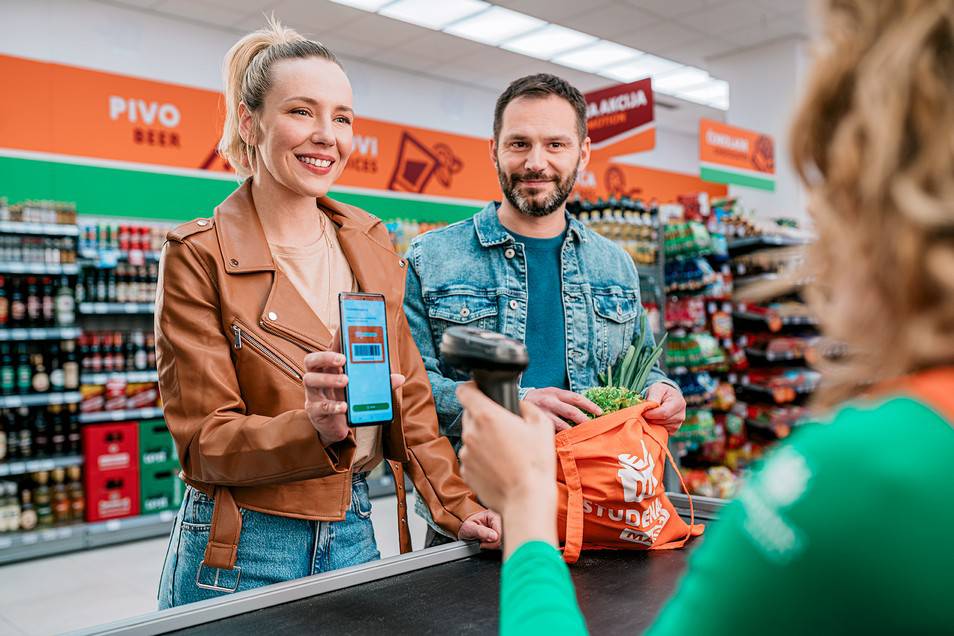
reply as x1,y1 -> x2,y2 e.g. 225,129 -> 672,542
379,0 -> 489,30
676,79 -> 730,108
652,66 -> 710,93
500,24 -> 597,60
328,0 -> 396,10
443,6 -> 545,45
552,40 -> 642,73
600,54 -> 683,83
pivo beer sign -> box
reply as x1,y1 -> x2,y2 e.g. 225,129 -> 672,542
0,54 -> 231,172
699,118 -> 775,191
584,78 -> 655,155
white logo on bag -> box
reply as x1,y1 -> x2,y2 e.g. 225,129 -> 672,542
617,441 -> 658,503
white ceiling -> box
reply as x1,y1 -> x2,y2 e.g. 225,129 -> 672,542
98,0 -> 810,110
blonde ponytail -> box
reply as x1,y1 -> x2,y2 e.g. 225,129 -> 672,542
219,15 -> 340,178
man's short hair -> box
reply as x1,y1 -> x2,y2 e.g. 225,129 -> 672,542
493,73 -> 588,142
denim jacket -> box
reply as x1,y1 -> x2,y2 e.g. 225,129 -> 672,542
404,201 -> 674,448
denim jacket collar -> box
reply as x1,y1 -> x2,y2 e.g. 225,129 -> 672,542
472,201 -> 587,247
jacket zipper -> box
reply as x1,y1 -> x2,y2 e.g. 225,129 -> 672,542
231,322 -> 302,382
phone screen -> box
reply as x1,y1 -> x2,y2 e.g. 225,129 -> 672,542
339,293 -> 394,426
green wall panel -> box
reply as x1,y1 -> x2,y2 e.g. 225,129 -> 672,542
0,155 -> 481,223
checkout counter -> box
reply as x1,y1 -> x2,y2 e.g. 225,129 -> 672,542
73,494 -> 722,636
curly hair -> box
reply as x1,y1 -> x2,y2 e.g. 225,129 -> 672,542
790,0 -> 954,409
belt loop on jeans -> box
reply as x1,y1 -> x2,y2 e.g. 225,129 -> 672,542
202,486 -> 242,570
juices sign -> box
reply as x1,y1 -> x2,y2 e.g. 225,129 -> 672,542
699,118 -> 775,191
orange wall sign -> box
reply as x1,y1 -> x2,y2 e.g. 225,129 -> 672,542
699,118 -> 775,191
0,53 -> 723,204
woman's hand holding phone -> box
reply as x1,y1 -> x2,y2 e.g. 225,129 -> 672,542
303,346 -> 406,447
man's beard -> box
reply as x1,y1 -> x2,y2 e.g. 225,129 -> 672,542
497,162 -> 578,218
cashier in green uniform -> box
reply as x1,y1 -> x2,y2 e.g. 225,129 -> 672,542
455,0 -> 954,634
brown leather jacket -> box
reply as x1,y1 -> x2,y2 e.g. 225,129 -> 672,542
155,181 -> 482,568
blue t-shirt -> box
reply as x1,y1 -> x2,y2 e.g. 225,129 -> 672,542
511,230 -> 568,390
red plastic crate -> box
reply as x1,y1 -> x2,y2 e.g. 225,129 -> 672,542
82,422 -> 139,474
85,467 -> 140,522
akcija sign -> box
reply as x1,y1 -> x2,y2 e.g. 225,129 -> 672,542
584,78 -> 655,154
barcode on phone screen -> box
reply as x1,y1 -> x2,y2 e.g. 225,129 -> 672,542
351,343 -> 383,361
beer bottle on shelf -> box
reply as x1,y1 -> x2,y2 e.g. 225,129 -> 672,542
31,352 -> 50,394
133,331 -> 148,371
10,277 -> 26,327
16,406 -> 32,458
2,410 -> 17,460
1,482 -> 19,532
0,275 -> 8,327
25,277 -> 41,327
146,333 -> 156,369
0,408 -> 6,462
16,344 -> 32,394
106,270 -> 117,304
33,407 -> 50,455
19,487 -> 38,531
51,468 -> 70,525
66,403 -> 80,454
55,275 -> 75,326
0,344 -> 15,395
33,471 -> 53,528
62,340 -> 79,391
41,277 -> 54,326
112,332 -> 124,372
116,263 -> 128,304
95,270 -> 107,304
125,332 -> 137,371
50,405 -> 66,456
101,334 -> 113,373
67,465 -> 84,522
49,344 -> 64,392
89,334 -> 102,373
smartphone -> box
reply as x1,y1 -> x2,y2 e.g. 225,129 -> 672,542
338,292 -> 394,426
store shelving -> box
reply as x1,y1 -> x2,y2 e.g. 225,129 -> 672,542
79,406 -> 164,424
0,263 -> 80,275
81,370 -> 159,385
0,391 -> 82,408
0,221 -> 79,237
0,455 -> 84,477
0,511 -> 176,565
79,302 -> 155,315
727,235 -> 808,254
734,310 -> 817,328
0,327 -> 82,341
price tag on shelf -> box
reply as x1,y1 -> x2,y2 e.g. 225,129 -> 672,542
0,537 -> 12,550
159,511 -> 176,523
57,527 -> 73,539
4,397 -> 22,408
94,303 -> 107,314
124,304 -> 139,314
21,533 -> 38,545
40,530 -> 57,542
105,520 -> 122,532
11,329 -> 28,340
48,395 -> 64,406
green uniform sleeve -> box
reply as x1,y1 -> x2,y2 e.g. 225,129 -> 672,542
647,396 -> 954,636
501,541 -> 588,636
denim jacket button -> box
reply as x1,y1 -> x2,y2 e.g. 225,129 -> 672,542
616,304 -> 623,316
508,300 -> 518,310
460,307 -> 470,318
504,248 -> 515,259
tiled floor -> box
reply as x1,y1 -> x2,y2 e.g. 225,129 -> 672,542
0,495 -> 428,635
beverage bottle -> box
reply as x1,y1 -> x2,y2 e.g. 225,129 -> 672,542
34,471 -> 53,527
66,404 -> 80,454
10,277 -> 26,327
62,340 -> 79,391
16,344 -> 31,395
51,468 -> 70,525
31,352 -> 50,394
16,406 -> 32,458
25,277 -> 41,327
19,487 -> 38,531
0,275 -> 8,327
67,465 -> 84,522
0,344 -> 15,396
55,275 -> 75,326
49,405 -> 66,456
33,406 -> 50,455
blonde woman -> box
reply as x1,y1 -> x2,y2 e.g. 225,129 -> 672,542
456,0 -> 954,633
155,19 -> 499,608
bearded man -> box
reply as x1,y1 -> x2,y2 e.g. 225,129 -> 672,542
402,74 -> 685,546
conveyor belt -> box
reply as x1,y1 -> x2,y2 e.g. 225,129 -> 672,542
77,494 -> 724,636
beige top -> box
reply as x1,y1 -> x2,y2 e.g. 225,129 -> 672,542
269,214 -> 383,474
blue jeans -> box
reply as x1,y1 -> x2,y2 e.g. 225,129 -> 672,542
158,473 -> 380,608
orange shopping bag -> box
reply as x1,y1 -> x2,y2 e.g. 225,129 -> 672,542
555,401 -> 705,563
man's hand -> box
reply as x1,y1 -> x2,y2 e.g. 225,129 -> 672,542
523,387 -> 602,432
642,382 -> 686,433
458,509 -> 503,549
